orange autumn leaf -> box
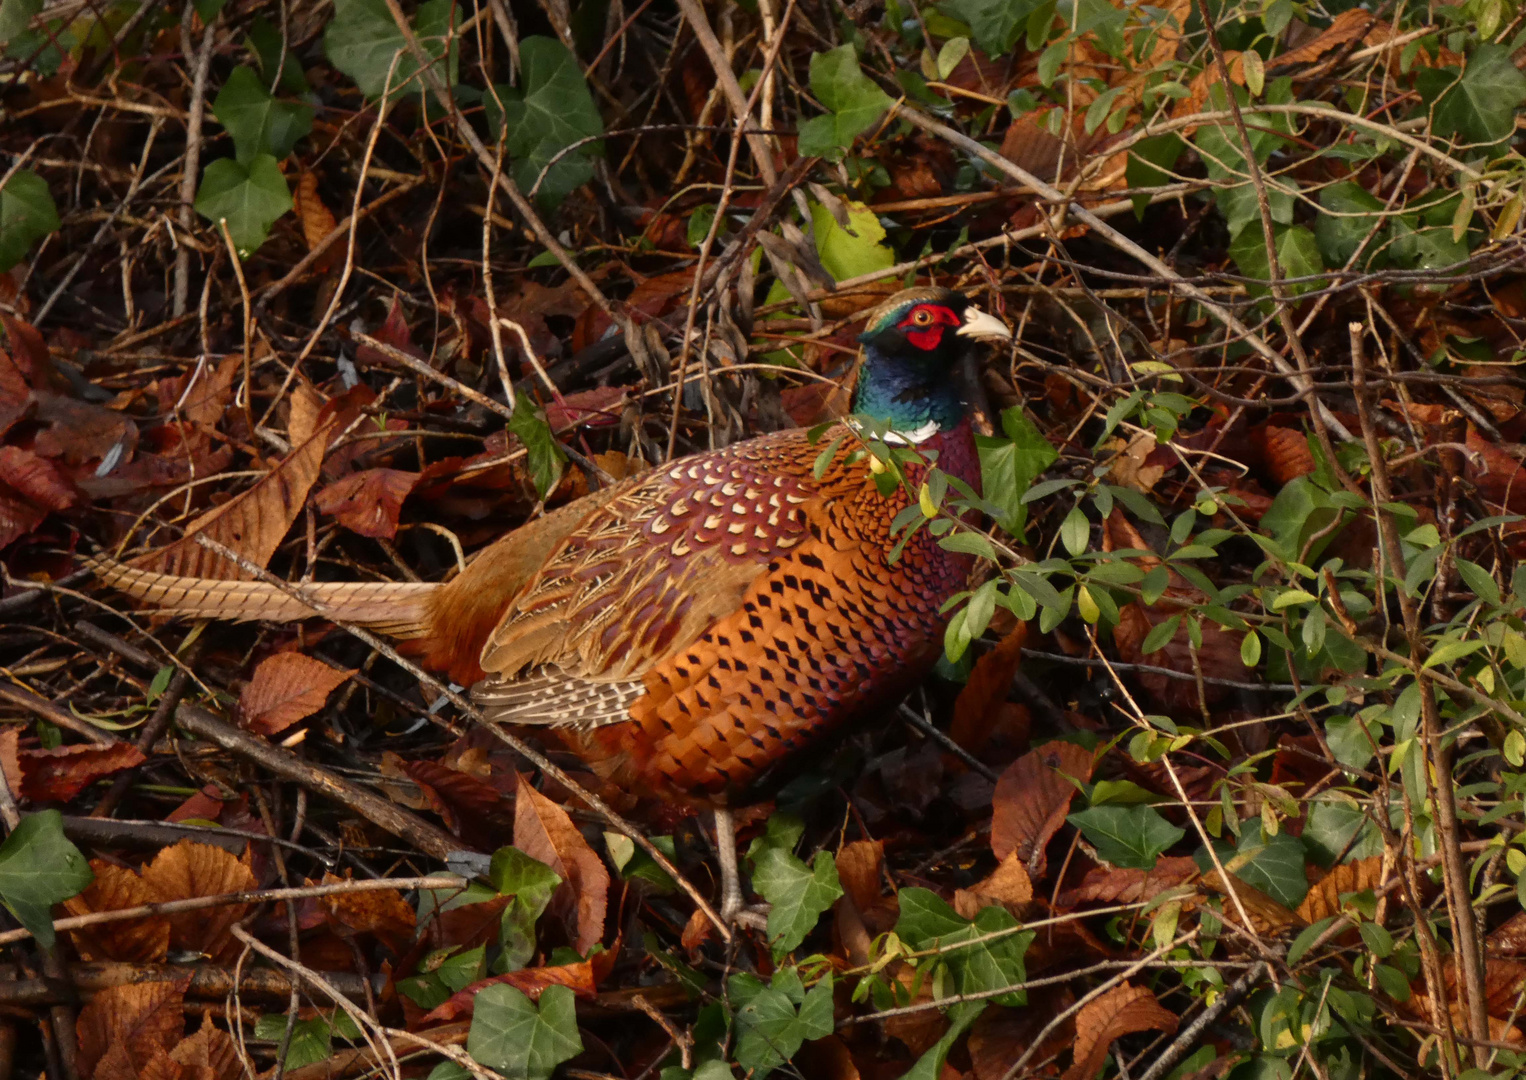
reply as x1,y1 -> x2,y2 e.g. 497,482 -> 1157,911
140,840 -> 257,962
318,872 -> 417,956
1062,984 -> 1178,1080
240,652 -> 354,736
65,862 -> 171,963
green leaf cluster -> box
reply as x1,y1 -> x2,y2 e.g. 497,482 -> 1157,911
747,813 -> 844,956
729,969 -> 834,1076
509,391 -> 569,501
797,46 -> 893,159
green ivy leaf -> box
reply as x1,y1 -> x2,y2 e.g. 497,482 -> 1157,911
976,405 -> 1058,539
1198,828 -> 1309,908
1418,44 -> 1526,146
0,811 -> 93,947
748,814 -> 843,956
467,983 -> 583,1080
943,0 -> 1045,56
796,45 -> 892,159
809,199 -> 894,282
730,971 -> 834,1076
212,65 -> 313,163
1314,180 -> 1385,269
0,169 -> 60,272
194,154 -> 293,256
1127,134 -> 1184,218
1228,223 -> 1323,298
254,1016 -> 332,1070
0,0 -> 40,46
324,0 -> 459,102
1194,111 -> 1293,239
487,37 -> 604,208
489,845 -> 561,972
894,889 -> 1033,1004
509,391 -> 568,500
1068,805 -> 1184,869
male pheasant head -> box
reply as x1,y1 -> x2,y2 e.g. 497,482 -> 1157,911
854,287 -> 1011,442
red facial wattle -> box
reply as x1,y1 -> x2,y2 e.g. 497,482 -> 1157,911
897,304 -> 961,351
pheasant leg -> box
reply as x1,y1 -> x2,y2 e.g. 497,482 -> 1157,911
713,808 -> 769,930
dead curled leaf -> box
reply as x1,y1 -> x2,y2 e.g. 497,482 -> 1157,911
76,978 -> 189,1079
19,741 -> 146,802
514,772 -> 610,956
318,872 -> 417,956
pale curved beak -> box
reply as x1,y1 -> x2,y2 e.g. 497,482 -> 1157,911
956,306 -> 1013,341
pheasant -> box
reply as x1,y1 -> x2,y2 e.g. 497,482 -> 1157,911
91,286 -> 1012,920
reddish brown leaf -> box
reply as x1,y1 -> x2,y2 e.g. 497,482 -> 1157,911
1468,426 -> 1526,512
1250,424 -> 1316,485
129,385 -> 371,579
991,741 -> 1095,875
835,840 -> 884,914
0,488 -> 45,550
1062,984 -> 1178,1080
1276,8 -> 1376,67
356,295 -> 424,364
318,872 -> 416,956
1491,911 -> 1526,956
76,980 -> 188,1079
969,996 -> 1076,1080
1202,871 -> 1302,934
514,773 -> 610,955
0,446 -> 77,511
794,1035 -> 862,1080
293,172 -> 338,259
420,961 -> 597,1023
545,386 -> 630,432
314,468 -> 419,539
950,622 -> 1028,757
140,841 -> 257,962
65,862 -> 171,963
0,728 -> 23,800
240,652 -> 354,736
19,742 -> 146,803
32,393 -> 137,466
1058,857 -> 1200,907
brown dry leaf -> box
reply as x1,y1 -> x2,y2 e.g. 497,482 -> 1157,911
0,486 -> 46,549
167,1014 -> 241,1080
991,740 -> 1095,875
1295,857 -> 1385,924
313,468 -> 420,540
1176,52 -> 1244,128
129,386 -> 369,578
287,382 -> 325,449
293,171 -> 338,251
1106,431 -> 1168,495
318,872 -> 417,956
1275,8 -> 1374,67
32,393 -> 138,466
19,742 -> 146,802
65,862 -> 171,963
0,728 -> 21,801
1062,984 -> 1178,1080
1202,870 -> 1302,934
175,356 -> 241,430
955,853 -> 1033,919
1468,426 -> 1526,512
794,1035 -> 862,1080
140,841 -> 257,961
836,839 -> 884,913
240,652 -> 354,737
949,622 -> 1027,756
514,772 -> 610,955
1491,910 -> 1526,955
76,979 -> 188,1079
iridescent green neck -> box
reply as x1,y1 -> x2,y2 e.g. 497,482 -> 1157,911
852,345 -> 965,436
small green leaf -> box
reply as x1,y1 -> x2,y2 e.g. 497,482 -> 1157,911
796,45 -> 893,159
1060,506 -> 1089,556
1069,805 -> 1185,869
0,811 -> 93,948
0,169 -> 60,272
1423,637 -> 1486,670
212,66 -> 313,164
193,154 -> 293,256
467,983 -> 583,1080
509,391 -> 568,500
1418,44 -> 1526,145
1241,630 -> 1262,667
730,972 -> 834,1075
810,199 -> 894,282
0,0 -> 42,45
486,38 -> 603,207
944,0 -> 1045,56
324,0 -> 459,102
255,1016 -> 332,1070
749,820 -> 844,956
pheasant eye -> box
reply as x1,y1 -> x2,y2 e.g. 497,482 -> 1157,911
914,309 -> 932,325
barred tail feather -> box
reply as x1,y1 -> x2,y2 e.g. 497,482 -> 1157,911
88,557 -> 437,638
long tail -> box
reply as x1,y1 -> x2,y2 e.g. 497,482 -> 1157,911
88,557 -> 438,638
